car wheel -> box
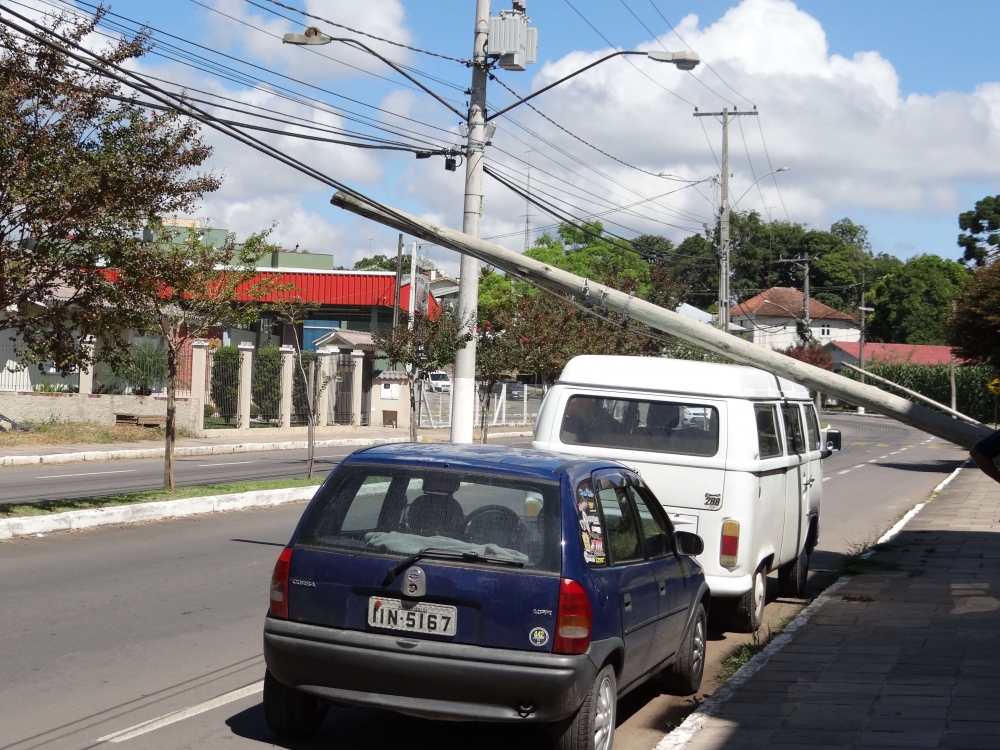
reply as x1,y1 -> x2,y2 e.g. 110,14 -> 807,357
552,664 -> 616,750
661,603 -> 707,696
730,564 -> 766,633
263,669 -> 328,738
778,547 -> 810,599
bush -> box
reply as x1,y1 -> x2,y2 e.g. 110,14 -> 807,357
841,362 -> 1000,424
777,343 -> 834,371
251,345 -> 282,419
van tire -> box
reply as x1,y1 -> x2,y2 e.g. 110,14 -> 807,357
661,604 -> 707,696
778,548 -> 809,599
263,669 -> 328,738
729,564 -> 766,633
551,665 -> 616,750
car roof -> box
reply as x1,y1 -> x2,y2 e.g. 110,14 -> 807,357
558,355 -> 811,400
345,443 -> 618,481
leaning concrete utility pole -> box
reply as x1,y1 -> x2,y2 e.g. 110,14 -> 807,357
331,191 -> 992,449
451,0 -> 491,444
694,107 -> 757,332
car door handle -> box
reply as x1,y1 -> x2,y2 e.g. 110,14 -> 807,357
659,581 -> 666,595
624,593 -> 632,611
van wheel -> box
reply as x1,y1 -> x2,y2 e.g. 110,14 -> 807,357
552,665 -> 616,750
661,604 -> 707,695
263,669 -> 328,738
730,565 -> 766,633
778,548 -> 809,599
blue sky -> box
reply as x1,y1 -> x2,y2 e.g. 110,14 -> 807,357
30,0 -> 1000,271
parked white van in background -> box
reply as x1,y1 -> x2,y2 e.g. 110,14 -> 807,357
532,355 -> 841,632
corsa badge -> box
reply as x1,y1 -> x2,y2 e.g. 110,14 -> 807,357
529,627 -> 549,647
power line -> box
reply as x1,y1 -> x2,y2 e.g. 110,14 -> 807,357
736,114 -> 769,219
561,0 -> 698,108
254,0 -> 473,66
756,115 -> 790,222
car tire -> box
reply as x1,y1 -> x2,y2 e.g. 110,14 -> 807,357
263,669 -> 328,738
729,564 -> 766,633
552,664 -> 616,750
661,603 -> 707,696
778,547 -> 809,599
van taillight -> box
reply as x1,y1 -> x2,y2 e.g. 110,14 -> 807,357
720,520 -> 740,568
553,578 -> 592,655
269,547 -> 293,620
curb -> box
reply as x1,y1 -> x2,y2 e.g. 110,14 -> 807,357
655,461 -> 969,750
0,431 -> 535,468
0,485 -> 320,540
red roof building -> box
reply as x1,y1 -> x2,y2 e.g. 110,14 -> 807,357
824,341 -> 956,371
729,287 -> 860,351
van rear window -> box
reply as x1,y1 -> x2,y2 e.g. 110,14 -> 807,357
559,396 -> 719,457
295,466 -> 562,573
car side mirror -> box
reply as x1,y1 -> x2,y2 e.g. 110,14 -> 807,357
821,428 -> 841,459
674,531 -> 704,556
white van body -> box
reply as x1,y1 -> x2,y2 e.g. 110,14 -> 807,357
532,356 -> 823,605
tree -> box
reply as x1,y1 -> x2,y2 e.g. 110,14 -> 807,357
371,309 -> 471,442
947,261 -> 1000,370
776,343 -> 833,371
957,195 -> 1000,266
0,9 -> 218,373
115,227 -> 278,489
528,222 -> 651,296
353,254 -> 409,272
474,315 -> 523,444
867,255 -> 971,345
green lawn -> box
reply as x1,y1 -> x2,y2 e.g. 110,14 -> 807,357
0,477 -> 324,519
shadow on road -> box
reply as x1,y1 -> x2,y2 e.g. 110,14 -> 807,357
873,459 -> 963,474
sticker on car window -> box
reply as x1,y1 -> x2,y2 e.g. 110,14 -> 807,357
576,480 -> 605,565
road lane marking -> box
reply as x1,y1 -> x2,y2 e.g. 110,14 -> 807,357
823,477 -> 831,482
196,461 -> 254,467
38,469 -> 138,479
97,681 -> 263,743
837,469 -> 851,475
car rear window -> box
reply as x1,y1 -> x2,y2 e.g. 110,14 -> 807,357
430,373 -> 448,381
295,465 -> 562,573
559,395 -> 719,457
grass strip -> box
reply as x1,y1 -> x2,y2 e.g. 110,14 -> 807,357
0,477 -> 324,518
0,421 -> 168,448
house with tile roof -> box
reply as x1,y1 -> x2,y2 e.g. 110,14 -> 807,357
729,287 -> 859,351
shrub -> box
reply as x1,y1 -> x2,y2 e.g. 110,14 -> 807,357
209,345 -> 239,424
251,345 -> 281,419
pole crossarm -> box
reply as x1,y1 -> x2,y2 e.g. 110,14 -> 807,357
693,110 -> 758,118
841,363 -> 984,427
331,190 -> 992,449
486,50 -> 647,121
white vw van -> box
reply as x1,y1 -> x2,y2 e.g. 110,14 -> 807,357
532,356 -> 840,632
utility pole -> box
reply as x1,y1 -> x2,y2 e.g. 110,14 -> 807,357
523,149 -> 533,253
857,271 -> 874,415
775,255 -> 813,342
694,107 -> 757,332
408,239 -> 417,331
392,233 -> 403,335
950,299 -> 957,412
451,0 -> 491,444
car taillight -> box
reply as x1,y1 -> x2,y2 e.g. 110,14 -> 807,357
720,520 -> 740,568
553,578 -> 592,655
269,547 -> 293,620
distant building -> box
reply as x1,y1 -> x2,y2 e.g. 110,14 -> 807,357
824,342 -> 956,372
730,287 -> 859,351
676,302 -> 746,333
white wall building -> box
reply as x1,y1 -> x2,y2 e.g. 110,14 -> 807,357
730,287 -> 859,351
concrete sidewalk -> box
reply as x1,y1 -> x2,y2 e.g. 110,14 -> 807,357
666,467 -> 1000,750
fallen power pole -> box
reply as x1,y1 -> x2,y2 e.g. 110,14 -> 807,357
331,192 -> 992,449
841,363 -> 982,427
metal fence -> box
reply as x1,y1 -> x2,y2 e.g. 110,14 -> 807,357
251,346 -> 282,428
416,381 -> 541,429
291,351 -> 316,427
1,342 -> 80,393
93,343 -> 192,397
332,354 -> 355,425
205,345 -> 239,429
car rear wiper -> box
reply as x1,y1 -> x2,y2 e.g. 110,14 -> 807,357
382,548 -> 524,587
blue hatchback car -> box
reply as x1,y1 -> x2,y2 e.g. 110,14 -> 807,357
263,444 -> 708,750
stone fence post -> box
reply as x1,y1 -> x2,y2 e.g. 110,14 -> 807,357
190,340 -> 208,434
351,350 -> 364,427
279,345 -> 295,429
78,337 -> 96,395
237,342 -> 254,431
317,347 -> 334,427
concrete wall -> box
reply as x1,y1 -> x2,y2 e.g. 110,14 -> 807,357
371,377 -> 410,431
0,391 -> 202,434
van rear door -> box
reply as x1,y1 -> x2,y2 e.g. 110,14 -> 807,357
287,466 -> 564,652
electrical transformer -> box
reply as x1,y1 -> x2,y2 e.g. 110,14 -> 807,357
486,10 -> 538,71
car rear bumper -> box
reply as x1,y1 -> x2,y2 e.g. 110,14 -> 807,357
705,572 -> 753,597
264,617 -> 609,723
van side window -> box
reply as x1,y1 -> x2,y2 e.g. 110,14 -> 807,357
574,478 -> 606,566
630,481 -> 675,558
805,405 -> 821,452
781,404 -> 805,454
594,472 -> 643,564
754,404 -> 783,458
559,395 -> 719,457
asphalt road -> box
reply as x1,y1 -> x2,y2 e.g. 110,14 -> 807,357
0,415 -> 967,750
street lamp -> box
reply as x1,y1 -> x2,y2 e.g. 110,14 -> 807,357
732,167 -> 789,210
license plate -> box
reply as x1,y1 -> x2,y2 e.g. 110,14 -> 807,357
367,597 -> 457,636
